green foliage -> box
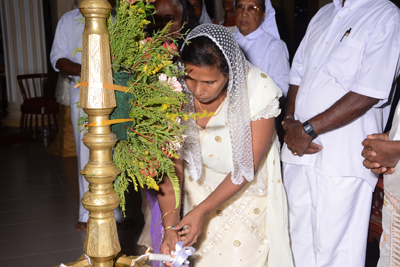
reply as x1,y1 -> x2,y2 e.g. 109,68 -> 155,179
108,0 -> 211,213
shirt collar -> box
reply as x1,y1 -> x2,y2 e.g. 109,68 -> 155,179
235,26 -> 264,42
333,0 -> 368,10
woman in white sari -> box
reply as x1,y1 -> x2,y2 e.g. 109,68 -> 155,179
158,24 -> 293,266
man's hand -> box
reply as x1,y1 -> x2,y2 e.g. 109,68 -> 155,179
55,58 -> 81,77
282,118 -> 318,156
362,132 -> 400,174
304,142 -> 323,155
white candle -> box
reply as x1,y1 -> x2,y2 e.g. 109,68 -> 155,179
148,253 -> 173,262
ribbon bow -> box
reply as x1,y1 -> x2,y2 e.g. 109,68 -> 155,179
171,241 -> 195,267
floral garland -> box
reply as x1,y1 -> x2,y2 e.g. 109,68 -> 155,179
102,0 -> 212,212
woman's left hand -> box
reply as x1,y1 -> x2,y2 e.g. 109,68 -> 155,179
173,207 -> 207,246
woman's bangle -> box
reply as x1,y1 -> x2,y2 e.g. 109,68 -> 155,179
161,211 -> 180,224
161,226 -> 178,236
284,115 -> 295,121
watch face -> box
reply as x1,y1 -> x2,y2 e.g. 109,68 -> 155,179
304,124 -> 313,133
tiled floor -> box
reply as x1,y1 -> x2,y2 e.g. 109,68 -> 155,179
0,141 -> 146,267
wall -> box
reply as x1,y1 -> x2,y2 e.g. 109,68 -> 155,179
52,0 -> 77,32
319,0 -> 332,8
0,0 -> 48,126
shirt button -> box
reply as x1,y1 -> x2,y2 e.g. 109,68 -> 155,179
215,136 -> 222,142
338,16 -> 341,19
349,9 -> 351,12
313,67 -> 316,70
302,92 -> 305,95
326,41 -> 329,45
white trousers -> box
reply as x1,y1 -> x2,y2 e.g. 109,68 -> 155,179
70,86 -> 123,223
283,164 -> 373,267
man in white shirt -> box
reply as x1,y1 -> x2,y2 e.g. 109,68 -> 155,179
50,6 -> 88,232
50,0 -> 121,232
281,0 -> 400,266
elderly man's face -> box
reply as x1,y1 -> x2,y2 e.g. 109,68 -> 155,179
153,0 -> 184,40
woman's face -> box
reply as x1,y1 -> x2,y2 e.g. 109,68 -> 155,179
153,0 -> 184,40
187,0 -> 202,20
235,0 -> 265,36
184,63 -> 229,104
222,0 -> 235,12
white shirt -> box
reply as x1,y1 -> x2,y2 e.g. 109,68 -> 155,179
234,28 -> 290,95
50,9 -> 84,84
281,0 -> 400,188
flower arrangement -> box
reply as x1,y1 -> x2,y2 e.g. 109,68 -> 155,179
104,0 -> 212,211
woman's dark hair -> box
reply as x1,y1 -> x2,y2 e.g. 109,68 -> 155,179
181,36 -> 229,76
234,0 -> 266,11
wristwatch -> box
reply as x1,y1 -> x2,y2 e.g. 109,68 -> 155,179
303,121 -> 318,139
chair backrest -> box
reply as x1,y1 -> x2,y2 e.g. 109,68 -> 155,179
17,73 -> 58,101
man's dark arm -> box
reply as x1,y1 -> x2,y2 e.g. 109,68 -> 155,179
56,58 -> 81,77
309,91 -> 379,135
284,84 -> 299,118
283,91 -> 379,156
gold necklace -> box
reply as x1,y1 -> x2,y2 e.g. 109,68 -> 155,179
197,99 -> 225,117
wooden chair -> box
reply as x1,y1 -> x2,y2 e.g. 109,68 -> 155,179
368,174 -> 384,242
17,73 -> 59,138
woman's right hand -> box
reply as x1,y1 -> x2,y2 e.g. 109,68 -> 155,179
160,229 -> 180,266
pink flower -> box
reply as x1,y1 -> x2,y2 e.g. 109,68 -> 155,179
169,76 -> 183,92
126,0 -> 138,4
140,37 -> 152,46
159,74 -> 182,92
168,43 -> 178,52
158,73 -> 168,82
163,42 -> 178,54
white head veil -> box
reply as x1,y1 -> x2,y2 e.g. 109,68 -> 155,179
179,24 -> 254,185
198,0 -> 213,24
261,0 -> 280,39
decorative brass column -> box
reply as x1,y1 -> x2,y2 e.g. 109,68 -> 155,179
79,1 -> 121,266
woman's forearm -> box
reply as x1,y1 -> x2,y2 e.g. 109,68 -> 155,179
157,177 -> 181,228
157,159 -> 184,228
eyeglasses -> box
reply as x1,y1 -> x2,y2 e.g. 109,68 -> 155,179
235,4 -> 262,14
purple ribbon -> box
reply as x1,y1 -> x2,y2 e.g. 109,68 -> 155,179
146,189 -> 164,267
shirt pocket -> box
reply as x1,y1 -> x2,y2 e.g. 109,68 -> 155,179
326,37 -> 364,77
